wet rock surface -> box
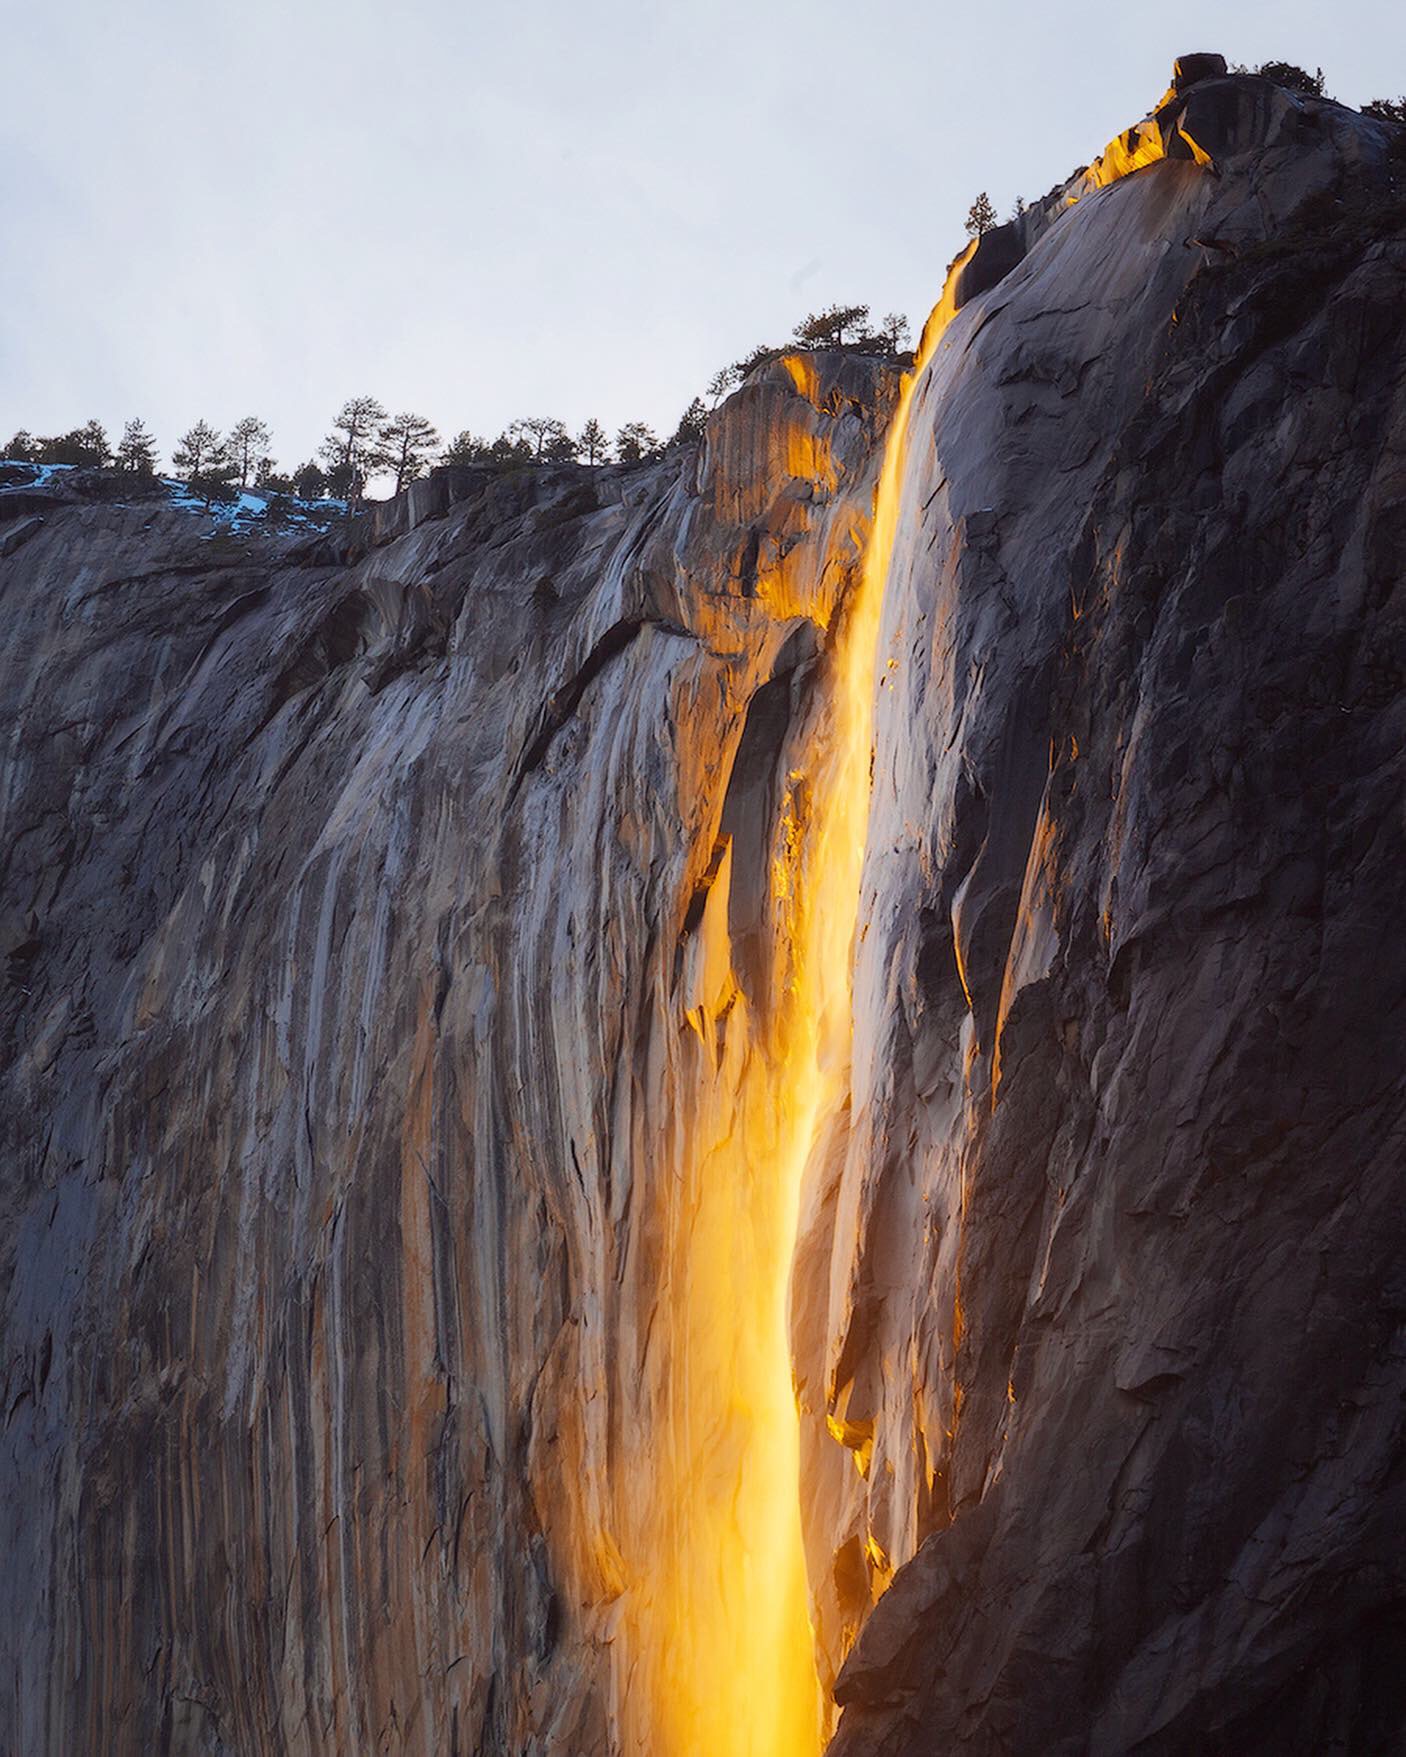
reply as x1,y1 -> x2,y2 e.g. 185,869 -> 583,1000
3,68 -> 1405,1757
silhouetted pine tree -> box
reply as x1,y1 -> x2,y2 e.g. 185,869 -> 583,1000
670,398 -> 707,447
228,416 -> 272,487
965,192 -> 997,237
614,422 -> 658,464
172,420 -> 222,478
116,419 -> 158,475
293,460 -> 327,499
376,412 -> 441,494
577,418 -> 609,464
509,416 -> 572,460
442,431 -> 491,466
793,303 -> 871,348
319,396 -> 386,498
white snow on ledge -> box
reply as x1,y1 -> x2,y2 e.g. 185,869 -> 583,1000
0,460 -> 351,537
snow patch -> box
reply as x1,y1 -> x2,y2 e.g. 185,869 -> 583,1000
0,460 -> 353,536
0,459 -> 76,487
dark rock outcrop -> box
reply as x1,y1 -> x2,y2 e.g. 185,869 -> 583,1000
817,71 -> 1406,1757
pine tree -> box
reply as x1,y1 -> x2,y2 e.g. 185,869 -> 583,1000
76,419 -> 112,465
614,422 -> 659,465
442,431 -> 491,467
4,431 -> 39,462
965,192 -> 998,238
793,303 -> 871,349
706,367 -> 738,406
172,421 -> 222,479
228,416 -> 272,487
1363,96 -> 1406,123
323,460 -> 362,502
670,398 -> 707,447
318,396 -> 387,495
488,432 -> 534,466
293,460 -> 327,499
880,312 -> 911,352
173,421 -> 236,506
1255,61 -> 1327,97
375,412 -> 441,494
577,418 -> 609,465
115,419 -> 158,475
29,423 -> 109,466
509,416 -> 571,459
732,343 -> 785,380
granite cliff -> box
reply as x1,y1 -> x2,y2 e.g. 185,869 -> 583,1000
3,58 -> 1405,1757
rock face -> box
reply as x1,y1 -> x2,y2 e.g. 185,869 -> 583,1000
819,78 -> 1406,1755
3,65 -> 1405,1757
0,358 -> 897,1756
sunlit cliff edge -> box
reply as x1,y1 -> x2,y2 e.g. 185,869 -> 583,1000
3,58 -> 1406,1757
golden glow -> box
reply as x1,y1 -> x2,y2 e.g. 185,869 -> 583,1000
623,131 -> 1209,1749
614,242 -> 981,1757
1082,119 -> 1166,190
536,122 -> 1213,1757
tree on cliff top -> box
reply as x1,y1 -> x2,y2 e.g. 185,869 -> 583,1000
323,460 -> 363,502
730,343 -> 784,379
375,412 -> 441,495
228,416 -> 272,487
319,396 -> 386,492
116,419 -> 158,475
490,432 -> 535,465
172,420 -> 222,479
578,418 -> 610,465
965,192 -> 998,238
669,399 -> 707,448
1363,96 -> 1406,123
615,421 -> 658,464
173,421 -> 237,506
293,459 -> 327,499
29,420 -> 112,466
793,302 -> 872,348
706,366 -> 738,406
443,430 -> 543,469
509,416 -> 576,460
441,431 -> 490,467
1254,61 -> 1327,97
879,311 -> 911,352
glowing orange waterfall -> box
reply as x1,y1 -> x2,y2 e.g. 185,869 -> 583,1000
623,251 -> 976,1757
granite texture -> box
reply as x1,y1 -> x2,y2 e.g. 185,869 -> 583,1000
3,67 -> 1405,1757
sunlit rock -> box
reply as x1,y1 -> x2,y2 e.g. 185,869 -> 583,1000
2,58 -> 1404,1757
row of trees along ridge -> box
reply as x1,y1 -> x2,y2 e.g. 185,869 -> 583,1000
4,70 -> 1402,504
5,292 -> 1195,507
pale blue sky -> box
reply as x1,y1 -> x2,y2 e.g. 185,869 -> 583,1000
2,0 -> 1402,476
